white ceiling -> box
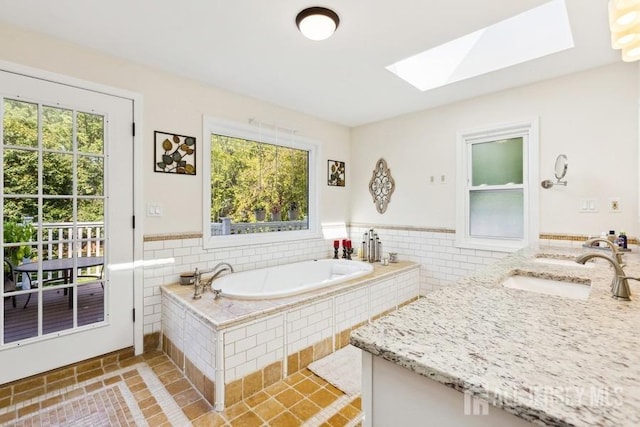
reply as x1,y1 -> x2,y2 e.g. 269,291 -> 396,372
0,0 -> 620,127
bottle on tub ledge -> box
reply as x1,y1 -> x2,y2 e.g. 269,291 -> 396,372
618,230 -> 628,250
367,229 -> 375,263
359,240 -> 367,260
363,228 -> 384,263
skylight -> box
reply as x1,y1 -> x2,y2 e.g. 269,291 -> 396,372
386,0 -> 574,91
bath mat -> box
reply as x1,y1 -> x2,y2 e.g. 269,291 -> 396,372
308,344 -> 361,396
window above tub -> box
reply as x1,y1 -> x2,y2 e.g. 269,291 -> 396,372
202,117 -> 319,248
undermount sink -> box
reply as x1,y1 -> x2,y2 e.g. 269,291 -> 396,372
502,275 -> 591,300
533,257 -> 594,268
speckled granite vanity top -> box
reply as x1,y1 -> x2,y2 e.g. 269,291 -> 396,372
350,246 -> 640,426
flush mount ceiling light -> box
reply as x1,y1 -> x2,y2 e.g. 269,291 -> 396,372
296,7 -> 340,41
609,0 -> 640,61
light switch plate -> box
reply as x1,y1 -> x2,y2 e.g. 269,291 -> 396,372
580,199 -> 597,213
147,203 -> 163,217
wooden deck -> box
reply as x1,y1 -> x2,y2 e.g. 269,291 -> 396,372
3,281 -> 105,344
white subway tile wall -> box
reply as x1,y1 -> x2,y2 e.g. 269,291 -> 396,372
224,314 -> 285,382
161,296 -> 184,354
145,229 -> 509,334
397,269 -> 421,305
350,226 -> 508,294
184,310 -> 217,379
369,278 -> 397,318
163,296 -> 217,382
144,237 -> 332,333
334,286 -> 369,333
286,298 -> 334,355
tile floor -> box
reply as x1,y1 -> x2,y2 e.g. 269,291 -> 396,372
0,350 -> 363,426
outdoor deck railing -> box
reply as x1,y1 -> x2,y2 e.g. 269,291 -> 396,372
18,222 -> 105,281
41,221 -> 104,259
210,219 -> 308,236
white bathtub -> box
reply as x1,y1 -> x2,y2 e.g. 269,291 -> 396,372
214,259 -> 374,299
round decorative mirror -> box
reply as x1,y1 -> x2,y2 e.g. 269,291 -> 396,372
554,154 -> 568,181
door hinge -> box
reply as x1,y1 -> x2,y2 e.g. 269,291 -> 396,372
132,215 -> 135,229
132,122 -> 136,137
132,308 -> 136,322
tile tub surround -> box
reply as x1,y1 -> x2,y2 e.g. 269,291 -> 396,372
350,246 -> 640,426
142,233 -> 335,337
142,229 -> 612,340
161,261 -> 419,411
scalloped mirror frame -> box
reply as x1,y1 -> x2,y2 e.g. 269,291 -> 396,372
369,158 -> 396,214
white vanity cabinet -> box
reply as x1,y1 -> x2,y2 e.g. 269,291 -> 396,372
361,352 -> 533,427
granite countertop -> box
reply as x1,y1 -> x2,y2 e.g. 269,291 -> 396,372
161,260 -> 418,330
350,245 -> 640,427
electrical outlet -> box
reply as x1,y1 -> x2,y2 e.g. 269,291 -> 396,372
429,176 -> 435,184
610,198 -> 621,213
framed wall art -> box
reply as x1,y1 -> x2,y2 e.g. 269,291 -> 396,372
154,131 -> 196,175
328,160 -> 345,187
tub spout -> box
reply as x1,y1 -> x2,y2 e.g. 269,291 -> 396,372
575,253 -> 631,300
193,262 -> 234,299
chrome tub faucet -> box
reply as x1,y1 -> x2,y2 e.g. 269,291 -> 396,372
192,262 -> 234,300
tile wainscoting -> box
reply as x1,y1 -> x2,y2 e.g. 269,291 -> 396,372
142,228 -> 609,335
348,224 -> 622,295
142,233 -> 333,335
349,224 -> 507,295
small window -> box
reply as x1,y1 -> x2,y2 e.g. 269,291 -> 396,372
456,120 -> 539,251
203,117 -> 318,248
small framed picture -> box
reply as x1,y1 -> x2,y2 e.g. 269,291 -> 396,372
328,160 -> 345,187
154,131 -> 196,175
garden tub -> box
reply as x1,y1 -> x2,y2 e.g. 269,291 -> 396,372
214,258 -> 374,299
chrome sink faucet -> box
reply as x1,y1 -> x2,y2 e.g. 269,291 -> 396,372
575,252 -> 638,300
584,237 -> 624,265
192,262 -> 234,300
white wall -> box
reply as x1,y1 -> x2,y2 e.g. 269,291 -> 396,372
3,23 -> 639,326
0,23 -> 352,236
351,62 -> 640,239
0,23 -> 355,336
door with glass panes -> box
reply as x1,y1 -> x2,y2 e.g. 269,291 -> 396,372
0,70 -> 134,384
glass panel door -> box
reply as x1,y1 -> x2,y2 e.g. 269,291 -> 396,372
0,70 -> 133,384
2,98 -> 106,343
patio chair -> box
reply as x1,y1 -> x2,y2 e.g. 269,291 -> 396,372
3,259 -> 16,308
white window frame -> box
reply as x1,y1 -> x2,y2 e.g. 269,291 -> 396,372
455,119 -> 539,252
202,116 -> 320,249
